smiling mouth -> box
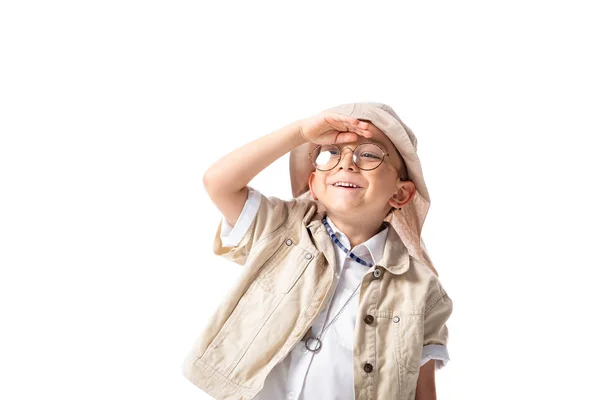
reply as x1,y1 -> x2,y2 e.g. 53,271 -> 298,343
331,185 -> 363,190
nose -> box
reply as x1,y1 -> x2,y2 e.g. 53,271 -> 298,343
337,147 -> 356,170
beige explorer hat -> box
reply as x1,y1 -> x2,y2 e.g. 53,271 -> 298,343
289,102 -> 438,276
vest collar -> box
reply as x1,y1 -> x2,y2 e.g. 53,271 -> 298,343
307,210 -> 410,276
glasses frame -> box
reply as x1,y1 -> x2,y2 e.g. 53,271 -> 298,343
307,142 -> 398,173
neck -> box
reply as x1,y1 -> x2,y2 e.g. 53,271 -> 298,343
326,212 -> 387,248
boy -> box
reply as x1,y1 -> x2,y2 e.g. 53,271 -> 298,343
181,102 -> 453,400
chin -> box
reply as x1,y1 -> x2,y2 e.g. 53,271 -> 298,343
324,200 -> 363,214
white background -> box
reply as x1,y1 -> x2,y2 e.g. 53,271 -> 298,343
1,1 -> 599,399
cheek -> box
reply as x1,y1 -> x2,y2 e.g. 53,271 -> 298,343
368,172 -> 395,192
317,179 -> 329,192
315,173 -> 328,186
309,173 -> 326,192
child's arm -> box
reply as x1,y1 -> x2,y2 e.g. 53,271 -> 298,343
415,359 -> 437,400
202,113 -> 371,227
419,281 -> 452,399
202,120 -> 306,227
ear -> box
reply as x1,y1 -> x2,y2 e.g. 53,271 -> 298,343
308,171 -> 318,200
388,180 -> 416,209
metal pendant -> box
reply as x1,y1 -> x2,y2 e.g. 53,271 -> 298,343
305,336 -> 322,352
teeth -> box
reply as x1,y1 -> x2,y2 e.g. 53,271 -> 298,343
334,182 -> 358,188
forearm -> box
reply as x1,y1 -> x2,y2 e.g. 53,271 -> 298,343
203,119 -> 306,194
415,385 -> 436,400
415,359 -> 437,400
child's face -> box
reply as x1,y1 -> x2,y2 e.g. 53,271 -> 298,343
307,122 -> 416,220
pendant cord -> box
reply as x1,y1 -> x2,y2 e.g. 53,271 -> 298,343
304,217 -> 375,353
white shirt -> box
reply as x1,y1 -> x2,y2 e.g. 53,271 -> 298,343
219,187 -> 449,400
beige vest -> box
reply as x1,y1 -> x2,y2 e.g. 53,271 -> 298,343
181,194 -> 452,400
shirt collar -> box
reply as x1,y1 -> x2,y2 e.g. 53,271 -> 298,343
325,215 -> 388,265
306,208 -> 411,276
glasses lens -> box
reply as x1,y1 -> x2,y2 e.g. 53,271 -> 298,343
312,145 -> 339,170
311,143 -> 385,170
354,143 -> 385,169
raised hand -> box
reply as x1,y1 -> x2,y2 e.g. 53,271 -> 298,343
299,112 -> 372,145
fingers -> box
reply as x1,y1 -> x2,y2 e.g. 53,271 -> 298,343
334,132 -> 360,144
342,117 -> 371,137
344,123 -> 371,138
329,116 -> 372,137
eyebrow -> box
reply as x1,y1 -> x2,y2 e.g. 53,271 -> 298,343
361,139 -> 390,153
333,138 -> 392,154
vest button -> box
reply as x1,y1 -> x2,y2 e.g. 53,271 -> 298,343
285,239 -> 293,246
372,268 -> 382,279
363,363 -> 373,373
305,253 -> 313,260
364,314 -> 374,324
393,316 -> 400,323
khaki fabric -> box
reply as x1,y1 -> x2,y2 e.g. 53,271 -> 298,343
181,191 -> 452,400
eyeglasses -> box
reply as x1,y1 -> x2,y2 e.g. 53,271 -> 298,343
308,142 -> 397,172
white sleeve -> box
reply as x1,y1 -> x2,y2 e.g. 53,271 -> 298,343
420,344 -> 450,371
219,187 -> 262,247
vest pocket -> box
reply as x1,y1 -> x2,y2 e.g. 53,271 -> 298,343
255,235 -> 314,294
392,312 -> 424,373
